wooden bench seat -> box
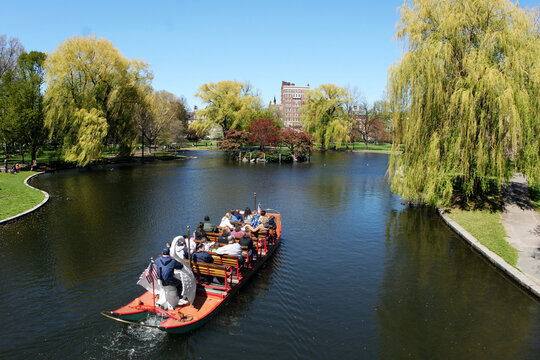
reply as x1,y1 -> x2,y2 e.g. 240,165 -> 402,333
190,262 -> 233,292
210,253 -> 245,279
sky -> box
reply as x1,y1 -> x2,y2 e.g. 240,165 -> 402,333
1,0 -> 538,110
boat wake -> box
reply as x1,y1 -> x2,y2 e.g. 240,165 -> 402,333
97,315 -> 167,359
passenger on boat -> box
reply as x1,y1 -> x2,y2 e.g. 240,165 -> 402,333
231,224 -> 244,238
191,243 -> 214,264
155,248 -> 184,296
219,212 -> 234,230
243,207 -> 254,224
267,215 -> 276,230
217,228 -> 233,245
239,230 -> 254,258
203,216 -> 218,233
230,209 -> 243,222
245,211 -> 269,233
216,237 -> 243,257
194,222 -> 209,242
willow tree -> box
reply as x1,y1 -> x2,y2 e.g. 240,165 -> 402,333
388,0 -> 540,205
44,36 -> 152,165
191,80 -> 260,135
301,84 -> 349,151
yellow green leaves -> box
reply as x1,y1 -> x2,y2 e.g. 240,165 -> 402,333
44,35 -> 151,165
192,80 -> 261,133
301,84 -> 349,150
64,108 -> 108,164
388,0 -> 540,205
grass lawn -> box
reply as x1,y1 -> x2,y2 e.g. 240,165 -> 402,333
350,142 -> 393,151
0,172 -> 45,221
446,208 -> 518,266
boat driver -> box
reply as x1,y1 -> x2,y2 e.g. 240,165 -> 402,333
155,248 -> 184,297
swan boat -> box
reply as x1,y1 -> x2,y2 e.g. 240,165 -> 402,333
101,211 -> 282,334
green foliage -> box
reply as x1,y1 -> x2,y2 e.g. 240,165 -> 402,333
0,51 -> 47,160
134,89 -> 187,153
447,209 -> 518,266
44,35 -> 152,166
263,151 -> 293,162
301,84 -> 349,151
192,80 -> 261,133
529,185 -> 540,212
388,0 -> 540,206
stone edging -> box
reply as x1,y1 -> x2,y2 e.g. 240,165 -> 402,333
0,172 -> 50,224
437,208 -> 540,300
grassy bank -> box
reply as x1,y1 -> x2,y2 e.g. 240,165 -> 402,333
0,172 -> 45,221
446,208 -> 518,266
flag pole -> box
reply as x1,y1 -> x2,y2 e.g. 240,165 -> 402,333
254,192 -> 257,212
151,257 -> 156,310
186,225 -> 191,268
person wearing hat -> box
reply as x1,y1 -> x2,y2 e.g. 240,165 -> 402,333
155,247 -> 184,296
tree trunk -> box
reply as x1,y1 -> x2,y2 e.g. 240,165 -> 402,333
141,133 -> 144,161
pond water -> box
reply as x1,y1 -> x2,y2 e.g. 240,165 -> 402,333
0,151 -> 538,359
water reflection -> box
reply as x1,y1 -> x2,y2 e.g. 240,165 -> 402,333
377,207 -> 540,359
0,152 -> 539,359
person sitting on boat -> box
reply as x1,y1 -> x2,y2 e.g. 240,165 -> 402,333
231,224 -> 244,238
194,222 -> 209,242
239,230 -> 254,259
219,212 -> 234,230
203,216 -> 218,233
217,228 -> 233,245
216,237 -> 243,257
242,207 -> 254,224
245,211 -> 269,233
230,209 -> 243,222
216,237 -> 244,269
155,247 -> 184,297
191,243 -> 214,264
267,215 -> 276,230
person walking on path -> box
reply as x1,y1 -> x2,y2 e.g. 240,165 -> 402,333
501,174 -> 540,285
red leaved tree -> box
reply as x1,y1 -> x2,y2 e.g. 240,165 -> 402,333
219,129 -> 250,151
280,128 -> 314,160
246,116 -> 280,151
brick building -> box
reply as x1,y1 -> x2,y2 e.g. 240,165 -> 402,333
280,81 -> 309,128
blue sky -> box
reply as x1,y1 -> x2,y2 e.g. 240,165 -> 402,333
1,0 -> 538,109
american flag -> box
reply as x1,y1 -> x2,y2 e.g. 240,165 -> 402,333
144,261 -> 158,284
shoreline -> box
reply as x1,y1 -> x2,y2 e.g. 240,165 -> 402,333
437,208 -> 540,300
0,172 -> 50,224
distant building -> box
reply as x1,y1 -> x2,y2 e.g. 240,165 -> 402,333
186,105 -> 198,126
350,105 -> 367,126
280,81 -> 309,128
268,96 -> 283,122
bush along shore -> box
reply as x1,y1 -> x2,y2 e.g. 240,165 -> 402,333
229,150 -> 310,163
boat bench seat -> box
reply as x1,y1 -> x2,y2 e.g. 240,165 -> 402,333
191,262 -> 233,292
210,253 -> 245,279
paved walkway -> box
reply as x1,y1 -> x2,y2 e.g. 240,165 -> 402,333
501,175 -> 540,286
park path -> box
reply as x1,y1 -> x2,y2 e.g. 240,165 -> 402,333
501,174 -> 540,286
